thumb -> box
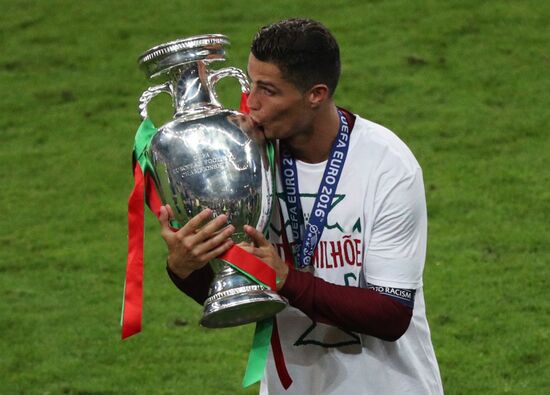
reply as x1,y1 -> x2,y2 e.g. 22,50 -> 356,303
244,225 -> 270,247
159,205 -> 172,235
165,204 -> 174,219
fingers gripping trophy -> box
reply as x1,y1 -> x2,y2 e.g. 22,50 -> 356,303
134,35 -> 286,329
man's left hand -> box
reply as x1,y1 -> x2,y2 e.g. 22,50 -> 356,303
239,225 -> 289,291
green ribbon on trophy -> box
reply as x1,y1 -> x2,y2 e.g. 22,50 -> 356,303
121,118 -> 159,340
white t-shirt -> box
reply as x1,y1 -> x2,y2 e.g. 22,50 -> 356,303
260,115 -> 443,394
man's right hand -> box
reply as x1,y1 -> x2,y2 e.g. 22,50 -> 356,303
159,205 -> 235,280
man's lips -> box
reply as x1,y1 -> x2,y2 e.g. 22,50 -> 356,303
250,117 -> 266,132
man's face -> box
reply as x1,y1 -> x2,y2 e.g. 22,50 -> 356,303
246,54 -> 311,141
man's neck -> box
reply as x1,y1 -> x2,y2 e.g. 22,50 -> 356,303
285,105 -> 340,164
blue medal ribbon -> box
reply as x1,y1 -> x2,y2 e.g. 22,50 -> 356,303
280,109 -> 351,268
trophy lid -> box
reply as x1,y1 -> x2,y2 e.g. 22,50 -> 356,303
138,34 -> 230,79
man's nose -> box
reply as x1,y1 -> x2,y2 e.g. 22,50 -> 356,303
246,87 -> 259,111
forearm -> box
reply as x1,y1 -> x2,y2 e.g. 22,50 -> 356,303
166,264 -> 213,305
279,269 -> 412,341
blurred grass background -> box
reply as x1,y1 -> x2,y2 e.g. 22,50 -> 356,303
0,0 -> 548,394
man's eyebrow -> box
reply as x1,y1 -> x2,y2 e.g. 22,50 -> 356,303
255,80 -> 277,89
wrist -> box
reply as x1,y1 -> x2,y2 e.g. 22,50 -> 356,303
166,257 -> 193,280
276,265 -> 290,291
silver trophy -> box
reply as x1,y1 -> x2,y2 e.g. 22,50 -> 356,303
137,35 -> 286,328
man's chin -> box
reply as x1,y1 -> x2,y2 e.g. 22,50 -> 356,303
262,129 -> 277,140
256,123 -> 283,140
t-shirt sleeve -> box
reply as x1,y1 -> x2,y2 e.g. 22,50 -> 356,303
280,268 -> 412,341
363,165 -> 427,289
166,264 -> 213,305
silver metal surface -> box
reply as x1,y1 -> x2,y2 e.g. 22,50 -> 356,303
201,265 -> 285,328
149,111 -> 270,238
138,34 -> 230,79
137,35 -> 285,328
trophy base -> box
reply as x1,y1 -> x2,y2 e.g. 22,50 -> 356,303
201,286 -> 285,328
200,265 -> 286,328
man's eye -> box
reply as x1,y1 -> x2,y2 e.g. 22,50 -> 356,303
263,88 -> 275,96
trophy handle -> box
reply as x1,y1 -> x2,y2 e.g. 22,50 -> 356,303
208,67 -> 251,105
138,82 -> 173,120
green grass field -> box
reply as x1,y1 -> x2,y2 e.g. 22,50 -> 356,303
1,0 -> 549,394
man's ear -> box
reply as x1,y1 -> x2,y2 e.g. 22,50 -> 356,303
307,84 -> 330,108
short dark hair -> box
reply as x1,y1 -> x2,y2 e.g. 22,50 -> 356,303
251,18 -> 341,96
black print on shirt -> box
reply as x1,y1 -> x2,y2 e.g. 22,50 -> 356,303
294,321 -> 361,348
366,283 -> 416,309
